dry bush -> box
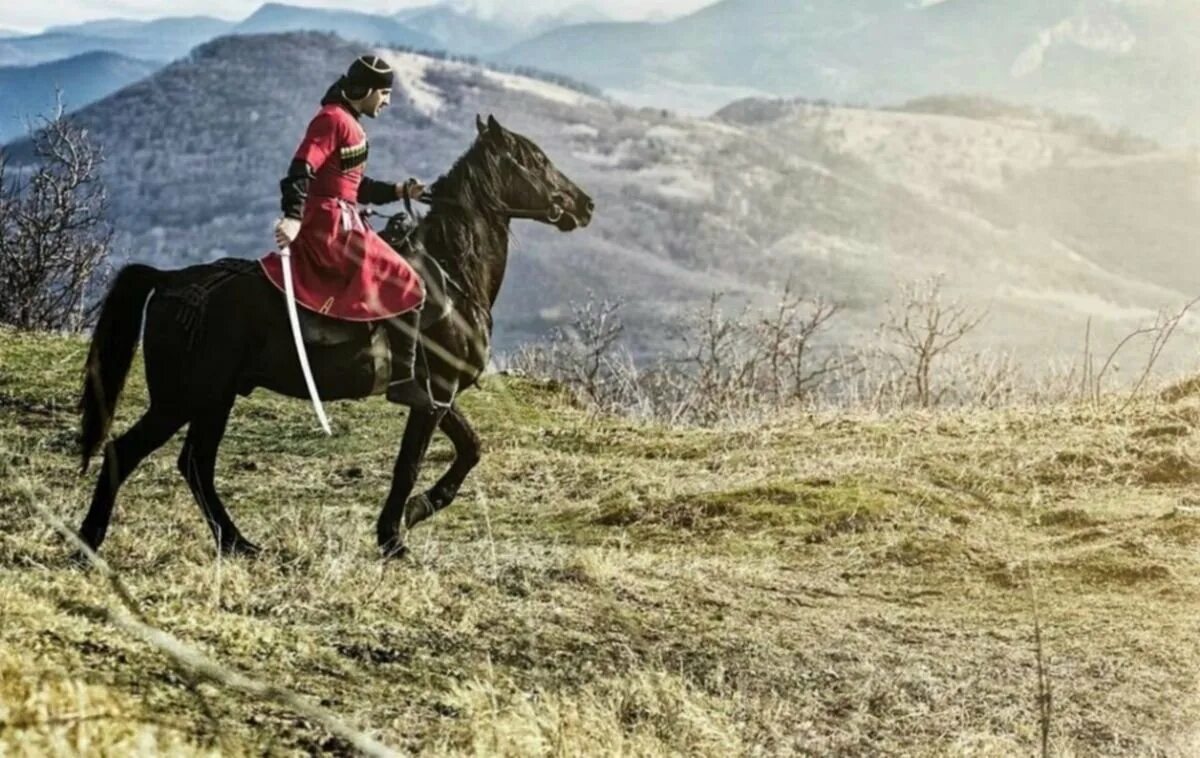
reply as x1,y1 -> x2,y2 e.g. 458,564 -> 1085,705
875,275 -> 988,408
0,100 -> 113,332
504,285 -> 847,425
505,278 -> 1200,426
1078,296 -> 1200,409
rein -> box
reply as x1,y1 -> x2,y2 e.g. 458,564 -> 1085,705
415,192 -> 562,224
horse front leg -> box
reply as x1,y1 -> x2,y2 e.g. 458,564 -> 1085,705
376,407 -> 444,558
403,405 -> 481,531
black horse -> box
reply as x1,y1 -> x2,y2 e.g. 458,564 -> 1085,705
77,114 -> 593,558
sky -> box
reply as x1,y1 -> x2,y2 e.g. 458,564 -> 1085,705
0,0 -> 717,33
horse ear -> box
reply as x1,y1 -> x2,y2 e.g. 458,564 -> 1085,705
475,114 -> 486,136
487,114 -> 502,132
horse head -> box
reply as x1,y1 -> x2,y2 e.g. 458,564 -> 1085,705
474,114 -> 594,232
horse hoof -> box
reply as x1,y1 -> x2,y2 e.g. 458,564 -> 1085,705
379,534 -> 408,560
220,537 -> 262,558
403,493 -> 435,529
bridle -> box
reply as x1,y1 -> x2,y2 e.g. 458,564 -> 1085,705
400,150 -> 571,226
414,192 -> 565,224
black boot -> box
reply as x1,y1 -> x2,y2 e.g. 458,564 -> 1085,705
385,309 -> 433,410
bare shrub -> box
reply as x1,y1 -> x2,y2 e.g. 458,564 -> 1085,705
0,100 -> 113,331
1078,297 -> 1200,409
505,285 -> 847,425
877,275 -> 987,408
503,281 -> 1199,425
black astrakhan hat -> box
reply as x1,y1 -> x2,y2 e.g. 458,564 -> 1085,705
345,55 -> 394,90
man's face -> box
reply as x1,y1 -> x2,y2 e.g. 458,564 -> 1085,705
361,88 -> 391,118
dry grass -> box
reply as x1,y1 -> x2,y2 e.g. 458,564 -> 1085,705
1,327 -> 1199,755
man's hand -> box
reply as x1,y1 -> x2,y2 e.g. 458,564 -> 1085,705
274,216 -> 301,249
396,178 -> 426,201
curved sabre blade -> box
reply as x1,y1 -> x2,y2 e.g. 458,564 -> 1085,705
280,246 -> 332,436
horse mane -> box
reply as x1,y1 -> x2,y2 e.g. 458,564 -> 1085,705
418,135 -> 512,312
428,137 -> 506,214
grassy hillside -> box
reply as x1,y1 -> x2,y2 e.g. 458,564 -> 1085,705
1,327 -> 1198,754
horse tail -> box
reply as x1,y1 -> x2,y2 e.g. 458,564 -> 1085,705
79,263 -> 164,472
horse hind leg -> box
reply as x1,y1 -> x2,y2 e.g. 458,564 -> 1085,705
79,407 -> 185,553
404,405 -> 481,531
177,398 -> 260,557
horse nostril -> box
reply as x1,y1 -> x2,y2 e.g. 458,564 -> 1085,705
585,199 -> 595,213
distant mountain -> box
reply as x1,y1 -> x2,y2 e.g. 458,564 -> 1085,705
525,2 -> 614,33
7,31 -> 1199,361
0,51 -> 159,143
0,28 -> 28,39
0,3 -> 509,69
0,17 -> 233,67
41,17 -> 230,38
500,0 -> 1200,145
396,6 -> 525,55
231,3 -> 438,50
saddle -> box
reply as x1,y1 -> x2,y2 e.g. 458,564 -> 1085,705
293,244 -> 455,348
162,234 -> 457,351
299,218 -> 457,347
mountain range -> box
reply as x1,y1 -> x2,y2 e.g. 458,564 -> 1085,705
0,16 -> 233,67
7,31 -> 1198,364
0,2 -> 607,142
0,52 -> 159,143
501,0 -> 1200,145
232,3 -> 438,49
0,2 -> 617,67
9,1 -> 1200,148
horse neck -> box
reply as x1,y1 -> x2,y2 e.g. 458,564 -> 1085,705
421,202 -> 510,310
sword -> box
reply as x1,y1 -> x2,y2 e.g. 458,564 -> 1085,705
279,245 -> 332,436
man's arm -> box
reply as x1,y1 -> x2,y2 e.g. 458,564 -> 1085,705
280,112 -> 339,219
280,160 -> 317,220
356,176 -> 402,206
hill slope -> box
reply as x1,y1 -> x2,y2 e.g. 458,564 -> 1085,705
0,51 -> 159,143
7,31 -> 1199,364
231,3 -> 438,50
0,17 -> 232,67
396,5 -> 526,55
500,0 -> 1200,144
2,328 -> 1199,753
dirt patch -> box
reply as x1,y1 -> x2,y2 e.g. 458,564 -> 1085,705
881,533 -> 976,567
1036,508 -> 1103,529
1149,507 -> 1200,545
1034,451 -> 1116,484
1132,424 -> 1191,440
592,481 -> 896,538
1159,376 -> 1200,403
1136,450 -> 1200,485
1055,552 -> 1175,586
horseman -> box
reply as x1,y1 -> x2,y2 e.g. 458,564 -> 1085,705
260,54 -> 432,409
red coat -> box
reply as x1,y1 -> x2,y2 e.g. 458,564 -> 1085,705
260,102 -> 424,321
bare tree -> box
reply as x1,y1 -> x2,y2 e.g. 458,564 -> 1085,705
751,280 -> 843,403
549,296 -> 625,404
1080,295 -> 1200,410
0,98 -> 113,331
878,275 -> 987,408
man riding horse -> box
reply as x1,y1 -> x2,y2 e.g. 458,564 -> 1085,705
260,54 -> 432,410
76,56 -> 595,559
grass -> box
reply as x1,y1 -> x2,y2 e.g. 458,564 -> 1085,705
1,325 -> 1199,755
